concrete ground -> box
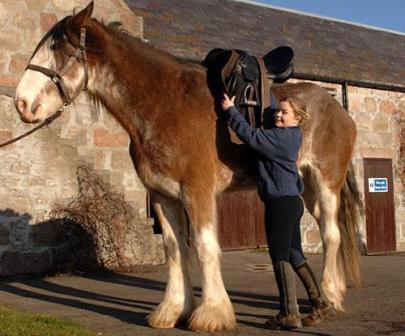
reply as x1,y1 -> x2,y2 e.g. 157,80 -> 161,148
0,250 -> 404,336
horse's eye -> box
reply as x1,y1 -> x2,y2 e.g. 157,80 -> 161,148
50,42 -> 61,50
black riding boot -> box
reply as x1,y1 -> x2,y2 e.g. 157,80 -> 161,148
265,261 -> 302,330
294,262 -> 335,326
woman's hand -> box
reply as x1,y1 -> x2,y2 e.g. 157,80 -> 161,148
221,93 -> 236,111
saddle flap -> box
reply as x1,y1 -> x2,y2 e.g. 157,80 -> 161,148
203,48 -> 270,129
237,51 -> 260,81
263,46 -> 294,83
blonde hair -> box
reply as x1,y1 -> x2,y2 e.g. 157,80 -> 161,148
280,96 -> 309,122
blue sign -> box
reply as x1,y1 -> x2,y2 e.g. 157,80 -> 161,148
368,178 -> 388,193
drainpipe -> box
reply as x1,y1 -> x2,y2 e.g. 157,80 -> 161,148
342,81 -> 349,111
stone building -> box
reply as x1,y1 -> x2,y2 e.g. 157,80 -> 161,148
126,0 -> 405,253
0,0 -> 403,276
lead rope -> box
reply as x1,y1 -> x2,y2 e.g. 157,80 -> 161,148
0,106 -> 65,148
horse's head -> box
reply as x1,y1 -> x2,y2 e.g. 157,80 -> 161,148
14,2 -> 94,123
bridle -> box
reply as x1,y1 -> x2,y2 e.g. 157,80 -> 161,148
0,27 -> 89,148
25,27 -> 89,108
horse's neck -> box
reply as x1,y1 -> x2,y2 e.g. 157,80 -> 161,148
87,32 -> 168,140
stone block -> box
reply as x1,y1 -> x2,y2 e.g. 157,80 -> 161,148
10,10 -> 37,31
372,114 -> 390,132
305,228 -> 321,246
52,0 -> 86,12
109,171 -> 125,191
64,127 -> 89,145
40,12 -> 58,34
10,161 -> 31,174
8,54 -> 29,77
24,0 -> 48,11
78,148 -> 106,169
379,100 -> 396,114
354,112 -> 373,130
360,147 -> 394,159
349,95 -> 361,113
93,128 -> 129,147
0,29 -> 23,52
0,75 -> 18,87
111,151 -> 134,170
0,131 -> 12,142
364,97 -> 377,113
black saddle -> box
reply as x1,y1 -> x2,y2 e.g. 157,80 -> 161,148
203,46 -> 294,129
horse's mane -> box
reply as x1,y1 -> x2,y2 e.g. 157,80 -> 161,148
40,15 -> 200,74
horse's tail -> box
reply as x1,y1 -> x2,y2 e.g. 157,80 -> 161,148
337,163 -> 363,288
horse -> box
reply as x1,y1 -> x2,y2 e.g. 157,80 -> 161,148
14,2 -> 362,332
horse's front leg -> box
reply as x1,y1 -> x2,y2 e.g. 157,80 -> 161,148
147,196 -> 195,328
184,188 -> 236,332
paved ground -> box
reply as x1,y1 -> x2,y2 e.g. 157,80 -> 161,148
0,250 -> 404,336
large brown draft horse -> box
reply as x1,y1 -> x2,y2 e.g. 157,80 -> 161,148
14,2 -> 362,332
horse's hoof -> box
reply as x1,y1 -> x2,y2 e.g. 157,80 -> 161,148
322,280 -> 344,312
147,304 -> 179,329
147,313 -> 176,329
147,300 -> 195,329
187,303 -> 237,332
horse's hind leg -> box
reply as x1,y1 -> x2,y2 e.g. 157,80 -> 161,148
301,165 -> 345,311
317,187 -> 346,311
147,195 -> 195,328
184,187 -> 236,332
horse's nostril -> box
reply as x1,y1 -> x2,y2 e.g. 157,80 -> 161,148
31,103 -> 41,115
16,98 -> 28,114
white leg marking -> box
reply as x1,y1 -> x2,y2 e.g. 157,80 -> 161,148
318,187 -> 344,311
147,200 -> 194,328
188,224 -> 236,332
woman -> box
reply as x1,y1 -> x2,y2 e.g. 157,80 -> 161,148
221,93 -> 335,330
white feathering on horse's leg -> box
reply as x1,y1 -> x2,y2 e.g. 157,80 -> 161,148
188,226 -> 236,332
319,189 -> 344,311
148,201 -> 195,328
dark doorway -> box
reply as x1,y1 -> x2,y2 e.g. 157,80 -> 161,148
217,189 -> 266,249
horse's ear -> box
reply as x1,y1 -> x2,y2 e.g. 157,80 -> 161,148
71,1 -> 94,28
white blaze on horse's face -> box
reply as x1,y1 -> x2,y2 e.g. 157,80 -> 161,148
15,38 -> 60,123
14,32 -> 85,123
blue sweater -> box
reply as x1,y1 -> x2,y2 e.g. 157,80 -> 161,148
226,106 -> 304,200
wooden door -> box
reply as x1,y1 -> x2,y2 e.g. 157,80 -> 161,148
217,189 -> 266,249
363,158 -> 396,253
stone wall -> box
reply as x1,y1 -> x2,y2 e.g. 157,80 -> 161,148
0,0 -> 163,276
350,87 -> 405,251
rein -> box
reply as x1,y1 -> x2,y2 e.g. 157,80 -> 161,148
0,107 -> 64,148
2,27 -> 89,148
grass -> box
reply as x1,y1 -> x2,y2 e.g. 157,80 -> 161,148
0,304 -> 101,336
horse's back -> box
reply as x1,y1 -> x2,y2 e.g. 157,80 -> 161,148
273,82 -> 356,190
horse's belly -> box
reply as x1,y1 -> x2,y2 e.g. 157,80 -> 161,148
216,161 -> 256,193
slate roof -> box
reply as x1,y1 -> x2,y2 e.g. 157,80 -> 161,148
125,0 -> 405,90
